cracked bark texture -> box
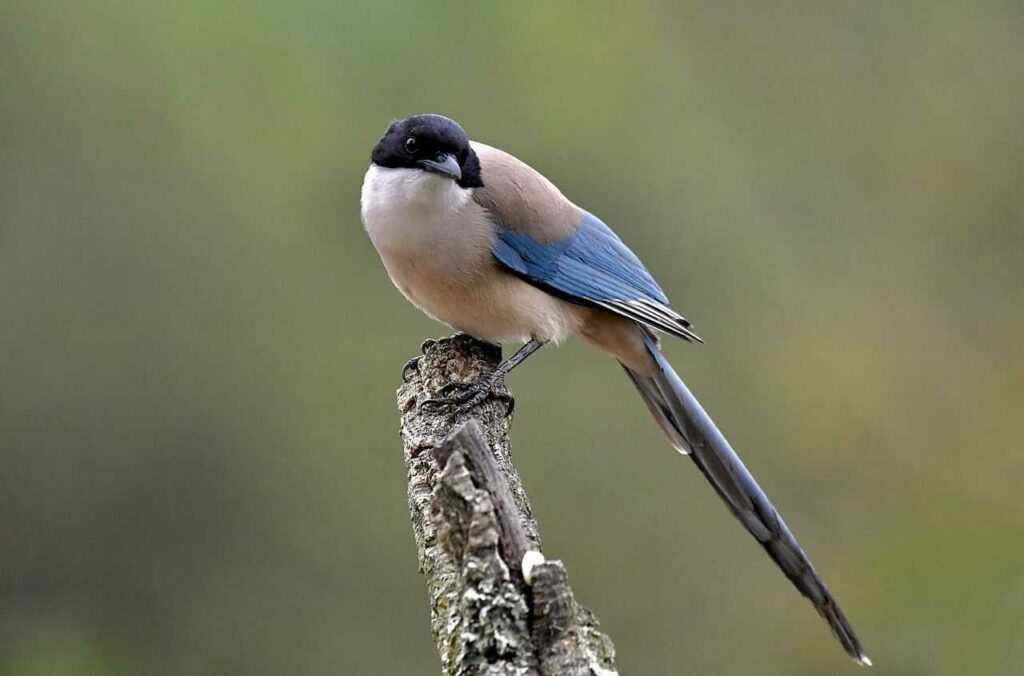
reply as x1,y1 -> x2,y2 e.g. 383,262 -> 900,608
398,334 -> 619,676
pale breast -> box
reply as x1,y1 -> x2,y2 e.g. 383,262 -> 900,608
360,164 -> 579,344
361,164 -> 493,295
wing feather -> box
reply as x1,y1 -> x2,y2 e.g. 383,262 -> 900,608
491,210 -> 701,343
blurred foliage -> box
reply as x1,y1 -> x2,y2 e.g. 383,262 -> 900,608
2,1 -> 1023,674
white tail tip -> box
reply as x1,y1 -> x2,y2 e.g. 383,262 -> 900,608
854,655 -> 873,667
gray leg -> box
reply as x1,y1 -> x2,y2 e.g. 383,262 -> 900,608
423,339 -> 545,414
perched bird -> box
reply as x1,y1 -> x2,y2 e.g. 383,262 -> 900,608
361,113 -> 869,665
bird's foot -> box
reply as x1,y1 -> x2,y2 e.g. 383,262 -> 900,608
400,356 -> 421,383
422,377 -> 513,415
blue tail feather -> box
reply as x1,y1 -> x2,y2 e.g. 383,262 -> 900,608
623,330 -> 868,664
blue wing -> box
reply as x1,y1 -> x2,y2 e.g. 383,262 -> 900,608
492,211 -> 700,342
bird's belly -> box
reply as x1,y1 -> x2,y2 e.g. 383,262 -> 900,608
382,254 -> 578,345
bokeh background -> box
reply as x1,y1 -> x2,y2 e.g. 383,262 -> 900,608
2,2 -> 1022,674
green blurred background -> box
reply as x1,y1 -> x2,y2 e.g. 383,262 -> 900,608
2,1 -> 1022,674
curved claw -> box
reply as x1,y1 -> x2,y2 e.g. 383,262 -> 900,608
463,390 -> 515,417
401,356 -> 422,383
421,380 -> 486,409
420,377 -> 511,415
500,393 -> 515,417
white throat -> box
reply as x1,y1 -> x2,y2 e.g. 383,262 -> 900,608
360,165 -> 473,252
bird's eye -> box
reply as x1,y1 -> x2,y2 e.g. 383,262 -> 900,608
405,137 -> 417,154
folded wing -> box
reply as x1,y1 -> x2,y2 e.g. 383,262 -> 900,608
491,210 -> 701,342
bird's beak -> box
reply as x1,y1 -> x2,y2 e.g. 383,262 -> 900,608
417,152 -> 462,181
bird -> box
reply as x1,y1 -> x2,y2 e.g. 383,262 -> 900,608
360,113 -> 869,666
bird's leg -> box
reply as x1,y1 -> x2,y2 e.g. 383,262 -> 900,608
423,338 -> 545,414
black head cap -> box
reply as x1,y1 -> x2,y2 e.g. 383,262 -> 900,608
370,114 -> 483,188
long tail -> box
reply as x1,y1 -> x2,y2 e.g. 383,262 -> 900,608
623,329 -> 869,665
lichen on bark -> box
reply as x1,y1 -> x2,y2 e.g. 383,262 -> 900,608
398,335 -> 619,675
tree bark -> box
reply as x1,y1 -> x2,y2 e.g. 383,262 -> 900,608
398,334 -> 619,676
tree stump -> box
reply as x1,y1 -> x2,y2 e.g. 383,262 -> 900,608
398,334 -> 619,675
